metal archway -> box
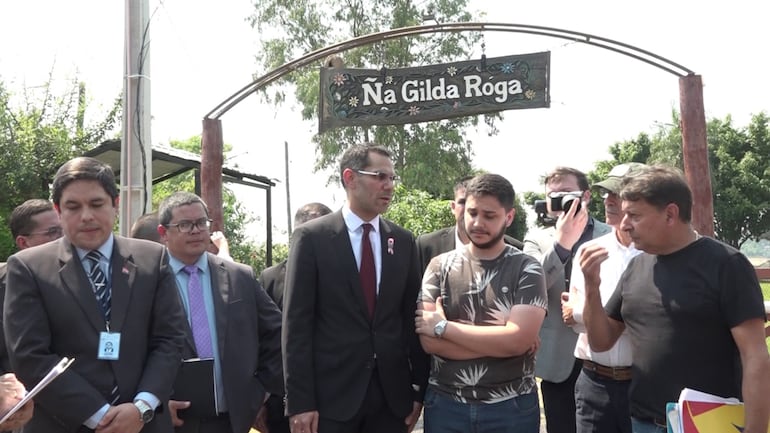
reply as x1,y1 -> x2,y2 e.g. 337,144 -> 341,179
201,22 -> 713,260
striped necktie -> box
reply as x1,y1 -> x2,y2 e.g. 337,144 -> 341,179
86,250 -> 119,404
86,250 -> 111,322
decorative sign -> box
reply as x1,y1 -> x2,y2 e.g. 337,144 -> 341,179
318,52 -> 550,133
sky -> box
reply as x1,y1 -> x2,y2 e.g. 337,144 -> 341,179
2,0 -> 769,243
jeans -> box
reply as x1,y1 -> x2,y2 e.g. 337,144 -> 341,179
630,417 -> 666,433
423,388 -> 540,433
574,368 -> 632,433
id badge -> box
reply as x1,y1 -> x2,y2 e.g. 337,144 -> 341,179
98,332 -> 121,361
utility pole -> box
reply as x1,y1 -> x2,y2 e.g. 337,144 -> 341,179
285,141 -> 293,236
120,0 -> 152,235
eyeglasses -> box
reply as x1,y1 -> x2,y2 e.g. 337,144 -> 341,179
356,169 -> 399,183
166,218 -> 212,233
599,189 -> 617,200
23,226 -> 63,238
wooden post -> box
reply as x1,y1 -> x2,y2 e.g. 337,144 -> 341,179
201,118 -> 224,231
679,74 -> 714,237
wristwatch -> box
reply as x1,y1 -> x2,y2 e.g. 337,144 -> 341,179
433,319 -> 448,338
134,399 -> 154,424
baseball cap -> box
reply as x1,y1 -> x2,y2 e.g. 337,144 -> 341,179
592,162 -> 647,194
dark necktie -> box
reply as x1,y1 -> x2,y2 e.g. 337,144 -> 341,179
359,223 -> 376,319
183,265 -> 214,358
86,251 -> 111,323
86,251 -> 119,404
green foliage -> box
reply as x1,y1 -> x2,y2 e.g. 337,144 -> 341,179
589,111 -> 770,249
151,136 -> 262,269
0,78 -> 120,261
247,242 -> 290,276
384,184 -> 454,236
247,0 -> 493,199
506,195 -> 529,241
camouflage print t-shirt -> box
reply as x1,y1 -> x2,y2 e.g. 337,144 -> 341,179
419,245 -> 547,403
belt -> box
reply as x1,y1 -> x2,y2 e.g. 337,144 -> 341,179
582,359 -> 632,381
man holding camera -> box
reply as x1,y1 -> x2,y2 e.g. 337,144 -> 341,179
523,166 -> 610,433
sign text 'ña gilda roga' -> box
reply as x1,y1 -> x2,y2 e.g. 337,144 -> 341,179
318,52 -> 550,133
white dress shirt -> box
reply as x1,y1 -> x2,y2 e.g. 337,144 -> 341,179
569,229 -> 641,367
342,206 -> 382,293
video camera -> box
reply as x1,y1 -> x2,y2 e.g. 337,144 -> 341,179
533,191 -> 583,227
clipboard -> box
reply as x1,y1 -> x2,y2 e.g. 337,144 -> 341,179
0,357 -> 75,424
170,358 -> 217,419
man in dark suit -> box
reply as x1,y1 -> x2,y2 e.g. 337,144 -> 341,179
257,202 -> 332,433
283,143 -> 429,433
416,176 -> 523,272
159,192 -> 283,433
4,156 -> 187,433
0,199 -> 60,431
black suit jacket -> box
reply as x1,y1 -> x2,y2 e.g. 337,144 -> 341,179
4,236 -> 187,433
0,263 -> 9,373
176,253 -> 283,433
416,226 -> 524,272
282,211 -> 429,422
258,260 -> 287,309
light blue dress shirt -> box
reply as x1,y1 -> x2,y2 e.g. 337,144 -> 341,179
77,234 -> 160,428
169,253 -> 227,413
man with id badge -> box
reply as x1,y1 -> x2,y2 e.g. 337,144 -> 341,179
4,157 -> 187,433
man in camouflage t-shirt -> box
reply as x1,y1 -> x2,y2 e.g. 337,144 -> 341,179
416,174 -> 547,433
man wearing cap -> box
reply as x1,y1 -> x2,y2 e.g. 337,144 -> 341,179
581,165 -> 770,433
561,163 -> 645,433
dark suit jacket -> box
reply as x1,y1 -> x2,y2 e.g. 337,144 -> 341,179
3,236 -> 187,433
176,253 -> 283,433
282,211 -> 429,422
416,226 -> 524,272
258,260 -> 287,310
0,262 -> 10,373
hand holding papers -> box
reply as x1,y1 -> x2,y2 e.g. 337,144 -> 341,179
0,357 -> 74,426
668,387 -> 770,433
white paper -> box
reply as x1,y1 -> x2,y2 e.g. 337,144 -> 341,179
676,387 -> 742,433
0,357 -> 75,424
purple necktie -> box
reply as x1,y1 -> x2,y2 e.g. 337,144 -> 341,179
183,265 -> 214,358
360,223 -> 376,319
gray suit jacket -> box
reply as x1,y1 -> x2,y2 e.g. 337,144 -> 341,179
523,219 -> 611,382
4,236 -> 187,433
176,253 -> 283,433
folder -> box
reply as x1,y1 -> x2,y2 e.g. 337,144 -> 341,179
170,358 -> 217,419
671,387 -> 770,433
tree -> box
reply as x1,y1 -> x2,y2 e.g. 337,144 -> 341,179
384,184 -> 529,241
0,77 -> 120,260
247,0 -> 497,199
590,111 -> 770,249
151,136 -> 265,269
384,184 -> 454,236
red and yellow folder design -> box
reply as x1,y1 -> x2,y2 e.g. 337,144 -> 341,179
673,388 -> 770,433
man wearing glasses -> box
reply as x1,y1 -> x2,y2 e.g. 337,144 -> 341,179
283,143 -> 428,433
0,199 -> 60,430
523,166 -> 610,433
158,191 -> 283,433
